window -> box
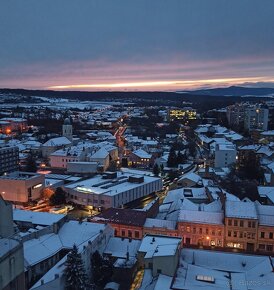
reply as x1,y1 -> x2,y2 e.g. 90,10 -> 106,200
135,231 -> 140,238
228,231 -> 231,237
234,220 -> 238,226
261,232 -> 265,238
240,220 -> 244,227
252,221 -> 256,228
233,231 -> 237,238
148,262 -> 153,269
248,221 -> 251,228
239,232 -> 243,238
157,269 -> 162,274
212,230 -> 215,236
186,226 -> 190,233
266,245 -> 273,252
199,228 -> 202,234
206,228 -> 209,234
259,244 -> 265,250
269,232 -> 273,239
128,230 -> 132,238
193,227 -> 196,234
228,219 -> 232,226
121,230 -> 125,237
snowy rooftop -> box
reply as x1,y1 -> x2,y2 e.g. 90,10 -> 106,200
13,209 -> 65,226
225,200 -> 257,219
43,136 -> 71,147
138,235 -> 181,259
173,248 -> 274,290
65,171 -> 161,197
144,218 -> 177,230
104,237 -> 141,259
132,148 -> 152,159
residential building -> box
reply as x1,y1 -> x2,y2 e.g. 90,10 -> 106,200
0,172 -> 45,203
137,235 -> 182,277
168,107 -> 197,121
214,143 -> 237,168
244,104 -> 269,131
0,145 -> 19,175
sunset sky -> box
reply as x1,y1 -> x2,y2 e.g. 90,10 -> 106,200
1,0 -> 274,91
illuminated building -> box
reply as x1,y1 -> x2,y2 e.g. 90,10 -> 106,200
0,172 -> 45,203
168,107 -> 197,121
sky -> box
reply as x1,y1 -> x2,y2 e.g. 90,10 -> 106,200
1,0 -> 274,91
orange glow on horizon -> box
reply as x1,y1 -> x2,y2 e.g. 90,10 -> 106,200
47,76 -> 274,90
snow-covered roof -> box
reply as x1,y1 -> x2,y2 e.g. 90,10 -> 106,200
138,235 -> 181,259
144,218 -> 177,230
104,237 -> 141,259
90,147 -> 109,159
43,136 -> 71,147
132,149 -> 152,159
13,209 -> 65,226
225,200 -> 257,219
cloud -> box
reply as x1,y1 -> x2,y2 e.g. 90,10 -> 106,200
0,0 -> 274,90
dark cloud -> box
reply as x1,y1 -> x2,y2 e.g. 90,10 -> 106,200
0,0 -> 274,89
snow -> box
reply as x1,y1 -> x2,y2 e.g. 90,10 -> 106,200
43,136 -> 71,147
144,218 -> 177,230
13,209 -> 65,226
0,238 -> 20,258
132,149 -> 152,159
104,237 -> 141,259
138,235 -> 181,259
154,274 -> 172,290
174,249 -> 274,290
225,200 -> 257,219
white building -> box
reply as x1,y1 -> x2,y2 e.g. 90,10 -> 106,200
0,172 -> 45,203
64,171 -> 162,209
244,105 -> 269,131
62,118 -> 73,141
214,143 -> 237,168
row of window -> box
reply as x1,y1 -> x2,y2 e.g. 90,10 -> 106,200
260,231 -> 274,239
183,226 -> 222,236
227,219 -> 256,228
116,228 -> 140,239
227,231 -> 256,239
258,244 -> 273,251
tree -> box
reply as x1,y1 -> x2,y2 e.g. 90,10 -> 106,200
239,151 -> 264,181
64,244 -> 88,290
167,147 -> 177,167
49,187 -> 66,205
153,163 -> 160,176
91,251 -> 113,288
177,151 -> 186,164
25,154 -> 37,172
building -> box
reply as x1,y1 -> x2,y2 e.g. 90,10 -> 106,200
168,107 -> 197,121
0,145 -> 19,175
42,137 -> 72,158
92,208 -> 147,239
137,235 -> 182,277
0,197 -> 25,290
0,171 -> 45,203
225,200 -> 258,251
226,103 -> 246,126
178,199 -> 224,247
128,149 -> 153,168
0,117 -> 28,133
64,171 -> 162,209
214,143 -> 237,168
244,105 -> 269,131
62,118 -> 73,141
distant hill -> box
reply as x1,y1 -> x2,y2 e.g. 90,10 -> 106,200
182,86 -> 274,97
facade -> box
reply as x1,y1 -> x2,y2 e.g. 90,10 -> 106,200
0,118 -> 28,133
0,145 -> 19,175
225,200 -> 258,251
64,171 -> 162,209
244,105 -> 269,131
91,208 -> 146,239
62,118 -> 73,141
0,197 -> 25,290
226,103 -> 245,126
214,143 -> 237,168
0,172 -> 45,203
168,107 -> 197,121
138,235 -> 182,277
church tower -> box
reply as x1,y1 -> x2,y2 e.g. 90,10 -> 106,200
62,118 -> 73,141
